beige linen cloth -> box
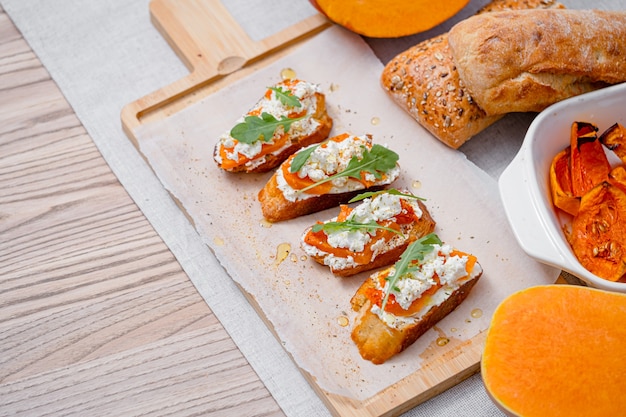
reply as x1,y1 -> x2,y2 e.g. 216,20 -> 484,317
3,0 -> 623,415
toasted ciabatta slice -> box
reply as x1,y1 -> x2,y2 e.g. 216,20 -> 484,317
448,9 -> 626,116
258,133 -> 401,222
301,190 -> 435,277
350,234 -> 482,364
380,0 -> 564,149
214,78 -> 332,173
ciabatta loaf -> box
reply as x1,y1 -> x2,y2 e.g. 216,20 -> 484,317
258,133 -> 401,222
350,235 -> 482,364
448,9 -> 626,115
214,78 -> 332,173
380,0 -> 564,148
301,190 -> 436,277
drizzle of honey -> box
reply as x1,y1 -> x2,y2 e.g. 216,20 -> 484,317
436,337 -> 450,346
280,67 -> 296,80
214,237 -> 225,246
370,116 -> 380,126
337,316 -> 349,327
412,180 -> 422,189
290,253 -> 298,263
260,219 -> 273,228
300,255 -> 308,261
329,83 -> 339,92
275,242 -> 291,266
471,308 -> 483,319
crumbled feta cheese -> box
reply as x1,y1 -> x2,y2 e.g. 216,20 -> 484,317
371,304 -> 416,328
215,79 -> 322,166
370,243 -> 477,329
326,229 -> 370,252
390,274 -> 437,310
277,135 -> 400,202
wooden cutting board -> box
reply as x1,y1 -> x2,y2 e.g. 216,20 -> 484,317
121,0 -> 329,139
120,1 -> 504,416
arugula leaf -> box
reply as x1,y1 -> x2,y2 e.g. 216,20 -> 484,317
380,233 -> 442,312
348,188 -> 425,204
311,219 -> 404,238
230,112 -> 305,144
289,144 -> 320,173
297,144 -> 399,193
268,86 -> 302,108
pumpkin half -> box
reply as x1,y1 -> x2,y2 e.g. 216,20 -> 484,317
309,0 -> 470,38
482,285 -> 626,417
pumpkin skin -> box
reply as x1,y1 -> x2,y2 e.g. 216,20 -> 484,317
309,0 -> 470,38
599,123 -> 626,163
482,285 -> 626,417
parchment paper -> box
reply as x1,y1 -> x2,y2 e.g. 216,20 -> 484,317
136,26 -> 558,400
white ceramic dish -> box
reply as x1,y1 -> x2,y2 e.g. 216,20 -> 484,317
499,82 -> 626,293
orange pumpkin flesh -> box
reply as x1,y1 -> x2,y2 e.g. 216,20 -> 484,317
569,121 -> 610,198
310,0 -> 470,38
549,147 -> 579,216
482,285 -> 626,417
609,165 -> 626,193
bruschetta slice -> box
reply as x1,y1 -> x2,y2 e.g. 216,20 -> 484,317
350,233 -> 482,364
214,78 -> 332,173
258,133 -> 401,222
301,190 -> 436,277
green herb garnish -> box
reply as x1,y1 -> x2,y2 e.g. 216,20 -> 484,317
230,112 -> 305,144
380,233 -> 442,312
289,144 -> 320,173
268,86 -> 302,108
311,219 -> 404,238
348,188 -> 425,204
297,144 -> 399,193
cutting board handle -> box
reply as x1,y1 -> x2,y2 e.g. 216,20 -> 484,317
121,0 -> 329,137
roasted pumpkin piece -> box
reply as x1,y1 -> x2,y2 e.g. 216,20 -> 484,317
569,121 -> 610,197
599,122 -> 626,163
549,147 -> 579,216
568,181 -> 626,282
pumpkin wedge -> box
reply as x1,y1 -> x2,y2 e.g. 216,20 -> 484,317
549,147 -> 579,216
310,0 -> 470,38
567,182 -> 626,282
569,121 -> 610,198
482,285 -> 626,417
599,122 -> 626,163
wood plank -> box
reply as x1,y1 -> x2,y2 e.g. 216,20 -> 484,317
0,8 -> 284,416
119,3 -> 496,415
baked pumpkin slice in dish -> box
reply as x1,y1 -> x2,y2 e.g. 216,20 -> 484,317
350,233 -> 482,364
258,133 -> 401,222
301,189 -> 436,277
214,78 -> 333,173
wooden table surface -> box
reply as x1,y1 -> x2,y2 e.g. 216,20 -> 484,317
0,6 -> 286,416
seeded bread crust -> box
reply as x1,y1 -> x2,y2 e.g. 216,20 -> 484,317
350,269 -> 481,364
380,0 -> 564,149
448,9 -> 626,115
304,200 -> 436,277
258,174 -> 387,222
215,92 -> 333,173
